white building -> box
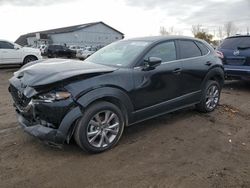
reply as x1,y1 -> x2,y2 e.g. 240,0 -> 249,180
15,22 -> 124,48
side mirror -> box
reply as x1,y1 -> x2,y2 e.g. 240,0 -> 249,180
14,45 -> 20,50
144,57 -> 162,69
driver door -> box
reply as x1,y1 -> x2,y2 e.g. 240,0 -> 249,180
0,41 -> 22,64
132,40 -> 183,120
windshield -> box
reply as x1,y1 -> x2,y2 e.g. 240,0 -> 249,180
86,40 -> 151,67
219,37 -> 250,49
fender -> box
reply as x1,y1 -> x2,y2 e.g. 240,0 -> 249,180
201,66 -> 224,88
55,106 -> 83,144
76,87 -> 134,123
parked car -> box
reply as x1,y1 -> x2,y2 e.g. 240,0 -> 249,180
68,45 -> 85,52
46,45 -> 76,58
0,40 -> 42,65
39,44 -> 48,55
9,36 -> 224,153
217,35 -> 250,80
76,47 -> 97,60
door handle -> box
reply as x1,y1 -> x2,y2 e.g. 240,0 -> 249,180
205,61 -> 212,66
172,68 -> 182,74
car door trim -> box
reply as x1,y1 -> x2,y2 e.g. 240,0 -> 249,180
133,90 -> 201,114
134,50 -> 211,69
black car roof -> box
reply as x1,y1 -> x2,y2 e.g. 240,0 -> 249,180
226,35 -> 250,39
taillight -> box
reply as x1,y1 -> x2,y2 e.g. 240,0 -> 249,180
215,50 -> 224,59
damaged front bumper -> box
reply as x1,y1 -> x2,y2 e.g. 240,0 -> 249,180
17,113 -> 65,146
9,77 -> 83,147
16,105 -> 82,147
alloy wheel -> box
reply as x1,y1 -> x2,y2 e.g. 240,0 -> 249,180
86,110 -> 120,148
205,85 -> 219,110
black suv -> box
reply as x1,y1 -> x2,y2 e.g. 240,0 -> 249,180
9,36 -> 224,153
45,44 -> 76,58
217,35 -> 250,81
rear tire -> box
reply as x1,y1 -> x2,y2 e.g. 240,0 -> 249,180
74,101 -> 125,153
196,80 -> 221,113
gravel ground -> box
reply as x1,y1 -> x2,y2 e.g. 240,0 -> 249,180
0,67 -> 250,188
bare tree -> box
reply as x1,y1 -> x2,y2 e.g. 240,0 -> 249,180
224,21 -> 238,37
191,24 -> 202,36
159,26 -> 181,36
217,26 -> 224,40
159,26 -> 169,36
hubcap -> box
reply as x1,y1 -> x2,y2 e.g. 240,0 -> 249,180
205,85 -> 219,110
87,110 -> 120,148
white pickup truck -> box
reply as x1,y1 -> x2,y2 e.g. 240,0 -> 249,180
0,40 -> 42,65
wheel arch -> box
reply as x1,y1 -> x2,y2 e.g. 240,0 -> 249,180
22,54 -> 38,64
76,87 -> 134,126
202,67 -> 225,88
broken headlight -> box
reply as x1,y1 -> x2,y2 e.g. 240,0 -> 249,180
38,91 -> 71,102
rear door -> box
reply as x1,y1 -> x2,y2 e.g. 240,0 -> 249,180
177,40 -> 210,96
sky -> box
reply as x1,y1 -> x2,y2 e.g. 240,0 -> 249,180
0,0 -> 249,41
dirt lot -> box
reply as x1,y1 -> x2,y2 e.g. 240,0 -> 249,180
0,67 -> 250,188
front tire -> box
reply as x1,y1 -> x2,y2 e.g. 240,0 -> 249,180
23,55 -> 38,65
74,101 -> 125,153
196,80 -> 221,112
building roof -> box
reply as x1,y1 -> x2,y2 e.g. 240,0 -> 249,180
15,21 -> 124,46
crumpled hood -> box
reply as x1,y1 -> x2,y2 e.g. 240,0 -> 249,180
13,58 -> 118,87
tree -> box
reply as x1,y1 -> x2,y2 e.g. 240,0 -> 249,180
224,21 -> 238,37
159,26 -> 182,36
194,31 -> 214,44
217,26 -> 225,40
159,26 -> 169,36
191,24 -> 203,36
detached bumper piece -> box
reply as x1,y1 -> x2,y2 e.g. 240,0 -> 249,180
17,113 -> 66,147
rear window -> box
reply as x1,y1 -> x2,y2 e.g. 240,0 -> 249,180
195,41 -> 209,55
179,40 -> 202,59
219,37 -> 250,49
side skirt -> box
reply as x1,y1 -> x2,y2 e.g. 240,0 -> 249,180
129,91 -> 201,125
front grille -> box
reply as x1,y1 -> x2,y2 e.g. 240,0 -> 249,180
9,85 -> 31,111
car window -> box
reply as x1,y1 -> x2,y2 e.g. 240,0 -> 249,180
0,41 -> 14,49
219,37 -> 250,49
144,41 -> 177,62
179,40 -> 202,59
195,41 -> 209,55
49,45 -> 55,50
